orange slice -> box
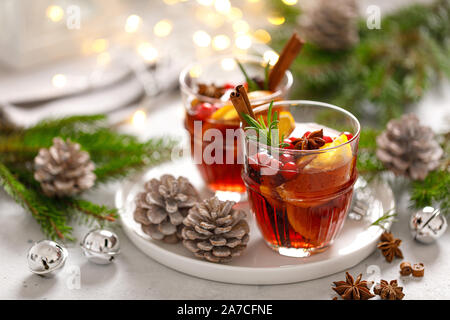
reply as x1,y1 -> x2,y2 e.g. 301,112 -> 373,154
277,111 -> 295,141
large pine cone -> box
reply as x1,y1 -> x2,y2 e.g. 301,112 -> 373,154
376,114 -> 443,180
298,0 -> 359,51
34,137 -> 96,197
182,197 -> 250,263
134,175 -> 199,244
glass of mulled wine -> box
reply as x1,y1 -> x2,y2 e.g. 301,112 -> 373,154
180,55 -> 293,198
242,100 -> 360,257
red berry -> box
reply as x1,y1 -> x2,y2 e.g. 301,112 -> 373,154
302,131 -> 311,138
323,136 -> 333,143
343,132 -> 354,140
283,139 -> 295,149
280,153 -> 295,163
289,136 -> 299,142
223,83 -> 235,90
281,162 -> 298,180
195,103 -> 216,120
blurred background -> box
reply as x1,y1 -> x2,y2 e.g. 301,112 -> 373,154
0,0 -> 448,132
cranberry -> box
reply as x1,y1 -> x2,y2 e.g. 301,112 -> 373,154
281,162 -> 298,180
280,153 -> 295,163
223,83 -> 235,90
342,132 -> 354,140
283,139 -> 295,149
323,136 -> 333,143
289,137 -> 299,142
194,102 -> 216,120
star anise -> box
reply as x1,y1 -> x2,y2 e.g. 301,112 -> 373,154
197,83 -> 226,99
373,280 -> 405,300
332,272 -> 375,300
377,231 -> 403,262
292,129 -> 326,150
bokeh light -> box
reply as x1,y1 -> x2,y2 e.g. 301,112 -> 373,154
154,19 -> 173,37
52,74 -> 67,88
131,109 -> 147,127
212,35 -> 231,51
125,15 -> 141,33
137,43 -> 158,62
254,29 -> 271,44
282,0 -> 298,5
232,20 -> 250,34
214,0 -> 231,14
193,30 -> 211,47
221,58 -> 236,71
267,16 -> 285,25
263,50 -> 279,66
46,5 -> 64,22
235,34 -> 252,50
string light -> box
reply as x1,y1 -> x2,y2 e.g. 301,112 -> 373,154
267,15 -> 285,25
125,15 -> 141,33
282,0 -> 298,5
212,35 -> 230,51
189,64 -> 203,78
52,74 -> 67,88
193,30 -> 211,47
46,5 -> 64,22
263,50 -> 279,66
235,34 -> 252,50
131,109 -> 147,127
154,19 -> 173,37
137,43 -> 158,62
232,20 -> 250,34
221,58 -> 236,71
254,29 -> 271,44
214,0 -> 231,14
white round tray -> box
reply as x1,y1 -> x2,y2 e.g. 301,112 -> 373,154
115,158 -> 394,285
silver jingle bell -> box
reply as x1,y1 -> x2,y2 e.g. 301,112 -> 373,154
410,206 -> 448,244
81,229 -> 120,264
27,240 -> 68,277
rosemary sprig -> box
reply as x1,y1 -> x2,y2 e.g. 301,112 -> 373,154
371,209 -> 398,230
242,101 -> 288,148
235,59 -> 270,91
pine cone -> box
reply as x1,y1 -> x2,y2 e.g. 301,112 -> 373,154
298,0 -> 359,51
182,197 -> 250,263
34,137 -> 96,197
134,175 -> 199,244
376,114 -> 443,180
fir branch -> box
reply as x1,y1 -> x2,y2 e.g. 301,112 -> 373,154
410,132 -> 450,215
356,128 -> 385,174
269,0 -> 450,125
66,199 -> 117,222
0,162 -> 73,240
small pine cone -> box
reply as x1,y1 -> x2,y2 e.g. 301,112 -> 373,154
376,114 -> 443,180
182,197 -> 250,263
34,137 -> 96,197
298,0 -> 359,51
134,175 -> 199,244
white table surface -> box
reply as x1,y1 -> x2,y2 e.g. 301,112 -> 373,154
1,83 -> 449,299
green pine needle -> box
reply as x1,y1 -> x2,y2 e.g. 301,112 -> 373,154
0,114 -> 177,240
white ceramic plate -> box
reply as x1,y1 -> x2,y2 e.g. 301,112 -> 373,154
116,158 -> 394,285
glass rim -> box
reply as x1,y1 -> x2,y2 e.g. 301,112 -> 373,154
179,54 -> 294,106
247,100 -> 361,154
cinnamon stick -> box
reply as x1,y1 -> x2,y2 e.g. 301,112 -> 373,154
230,91 -> 251,125
236,85 -> 255,119
268,32 -> 304,91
